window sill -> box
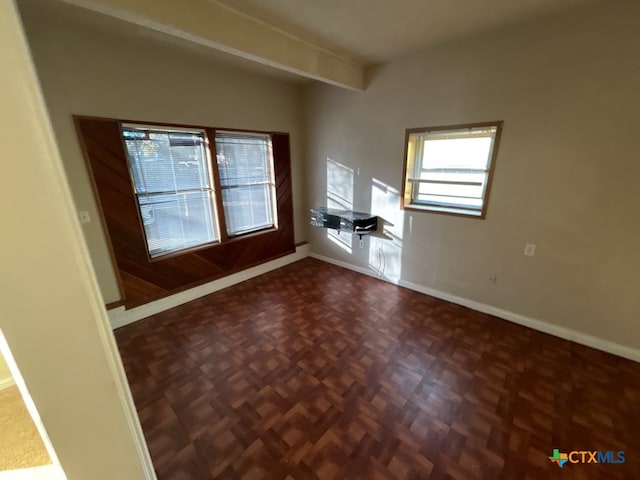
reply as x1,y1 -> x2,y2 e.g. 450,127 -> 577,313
225,226 -> 278,244
148,239 -> 222,262
146,227 -> 279,262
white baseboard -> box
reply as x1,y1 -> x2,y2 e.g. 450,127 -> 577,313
105,243 -> 639,363
108,244 -> 310,329
309,252 -> 640,363
0,376 -> 15,391
0,465 -> 65,480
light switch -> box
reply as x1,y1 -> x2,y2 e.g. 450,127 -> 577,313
523,243 -> 536,256
78,211 -> 91,224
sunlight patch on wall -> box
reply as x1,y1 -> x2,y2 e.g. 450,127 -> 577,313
369,178 -> 403,281
326,158 -> 354,253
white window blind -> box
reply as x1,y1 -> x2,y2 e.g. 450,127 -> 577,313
122,124 -> 218,258
215,131 -> 276,237
404,123 -> 502,217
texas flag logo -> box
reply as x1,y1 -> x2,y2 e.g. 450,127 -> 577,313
549,449 -> 569,468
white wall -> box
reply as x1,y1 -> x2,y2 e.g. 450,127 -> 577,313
20,8 -> 306,304
304,1 -> 640,352
0,1 -> 152,477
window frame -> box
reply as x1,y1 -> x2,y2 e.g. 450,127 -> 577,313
118,121 -> 279,262
401,121 -> 503,219
214,130 -> 278,239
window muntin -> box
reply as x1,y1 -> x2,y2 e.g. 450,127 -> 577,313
215,132 -> 276,237
122,124 -> 218,258
403,122 -> 502,217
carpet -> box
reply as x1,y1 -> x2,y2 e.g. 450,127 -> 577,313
0,386 -> 51,471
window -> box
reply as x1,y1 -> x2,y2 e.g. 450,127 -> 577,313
122,124 -> 277,259
215,132 -> 276,237
402,121 -> 503,218
75,115 -> 295,306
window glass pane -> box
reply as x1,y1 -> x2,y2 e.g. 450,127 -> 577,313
415,194 -> 483,209
138,191 -> 218,257
421,136 -> 492,171
416,180 -> 485,199
123,128 -> 210,193
215,132 -> 276,237
216,133 -> 271,187
418,172 -> 486,183
122,124 -> 218,258
221,185 -> 273,236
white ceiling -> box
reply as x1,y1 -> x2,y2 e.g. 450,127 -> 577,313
17,0 -> 309,82
216,0 -> 601,64
18,0 -> 603,87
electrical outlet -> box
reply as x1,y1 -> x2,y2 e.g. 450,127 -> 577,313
488,274 -> 497,285
523,243 -> 536,256
78,211 -> 91,224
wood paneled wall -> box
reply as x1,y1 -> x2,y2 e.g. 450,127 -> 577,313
75,116 -> 295,308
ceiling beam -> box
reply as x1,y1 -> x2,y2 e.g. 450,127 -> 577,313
60,0 -> 365,90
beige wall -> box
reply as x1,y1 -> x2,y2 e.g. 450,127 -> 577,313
1,1 -> 152,477
304,1 -> 640,350
0,352 -> 11,383
20,10 -> 306,304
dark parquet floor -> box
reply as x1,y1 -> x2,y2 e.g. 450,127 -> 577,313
115,258 -> 640,480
